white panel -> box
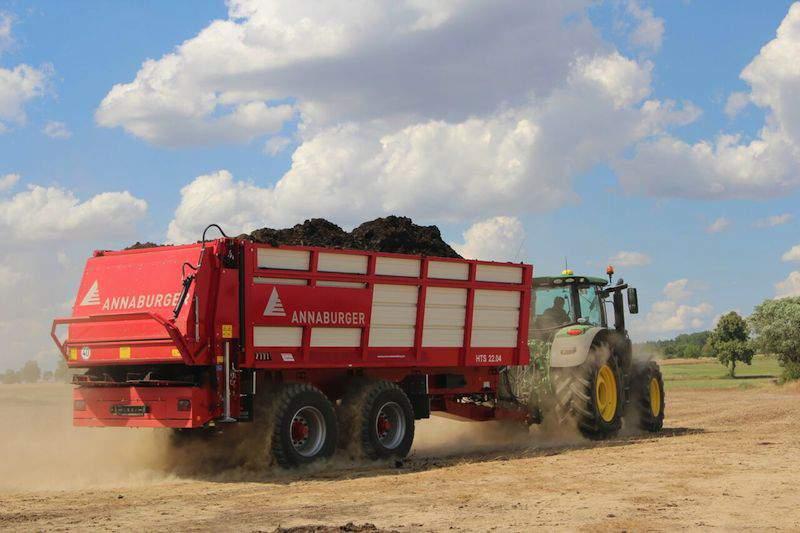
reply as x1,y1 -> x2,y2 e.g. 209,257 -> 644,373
422,327 -> 465,347
426,287 -> 467,306
372,284 -> 419,304
474,290 -> 520,308
473,308 -> 520,326
470,328 -> 519,347
317,280 -> 367,288
424,309 -> 466,327
257,248 -> 310,270
253,326 -> 302,347
371,305 -> 418,325
369,326 -> 415,347
375,257 -> 420,277
311,327 -> 362,347
318,252 -> 368,274
254,277 -> 308,286
369,283 -> 418,347
470,288 -> 520,348
428,261 -> 469,280
476,264 -> 522,284
422,287 -> 466,347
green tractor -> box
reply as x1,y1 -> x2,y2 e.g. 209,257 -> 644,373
501,267 -> 665,439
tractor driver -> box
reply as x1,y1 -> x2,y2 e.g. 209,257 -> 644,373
540,296 -> 571,328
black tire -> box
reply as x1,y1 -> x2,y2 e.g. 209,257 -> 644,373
550,346 -> 623,440
630,361 -> 665,432
338,380 -> 415,460
270,383 -> 338,468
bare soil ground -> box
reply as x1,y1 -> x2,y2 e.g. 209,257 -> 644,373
1,382 -> 799,531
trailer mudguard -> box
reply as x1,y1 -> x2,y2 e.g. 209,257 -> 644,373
549,325 -> 605,368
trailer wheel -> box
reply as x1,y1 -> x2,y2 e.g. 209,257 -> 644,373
550,345 -> 622,440
630,361 -> 665,432
339,380 -> 415,461
271,383 -> 338,468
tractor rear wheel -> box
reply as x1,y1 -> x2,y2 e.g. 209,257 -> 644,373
270,383 -> 338,468
338,380 -> 415,461
630,361 -> 665,432
550,346 -> 623,440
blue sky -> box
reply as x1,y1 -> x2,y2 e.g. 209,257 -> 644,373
2,1 -> 800,370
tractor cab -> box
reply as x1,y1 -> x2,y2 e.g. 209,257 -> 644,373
529,267 -> 638,341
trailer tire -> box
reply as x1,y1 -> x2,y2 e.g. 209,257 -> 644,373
339,380 -> 415,461
270,383 -> 338,468
630,361 -> 665,432
550,345 -> 622,440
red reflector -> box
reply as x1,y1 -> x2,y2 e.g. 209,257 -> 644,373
567,329 -> 584,336
177,399 -> 191,411
74,399 -> 86,411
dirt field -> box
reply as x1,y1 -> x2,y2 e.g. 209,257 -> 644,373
1,380 -> 799,532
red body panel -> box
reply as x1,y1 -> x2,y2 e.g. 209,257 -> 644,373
73,386 -> 215,428
242,243 -> 533,370
53,239 -> 534,428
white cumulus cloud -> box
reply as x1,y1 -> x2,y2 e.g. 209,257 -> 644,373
706,217 -> 730,233
98,1 -> 702,234
0,12 -> 12,55
755,213 -> 792,227
0,172 -> 19,191
164,48 -> 697,239
782,244 -> 800,262
724,91 -> 750,118
609,250 -> 651,267
625,0 -> 664,52
452,216 -> 525,262
42,120 -> 71,139
634,278 -> 713,335
776,271 -> 800,298
0,184 -> 148,241
617,3 -> 800,199
264,135 -> 291,156
0,63 -> 50,131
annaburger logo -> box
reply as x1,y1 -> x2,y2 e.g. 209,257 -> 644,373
263,287 -> 286,317
262,287 -> 366,325
79,280 -> 100,306
78,279 -> 182,310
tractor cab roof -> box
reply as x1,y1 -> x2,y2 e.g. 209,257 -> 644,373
533,270 -> 608,288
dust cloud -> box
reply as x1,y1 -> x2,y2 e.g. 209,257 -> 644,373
0,384 -> 172,492
411,415 -> 586,459
0,383 -> 591,492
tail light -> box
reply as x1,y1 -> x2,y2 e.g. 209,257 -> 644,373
177,399 -> 191,411
74,399 -> 86,411
567,328 -> 584,336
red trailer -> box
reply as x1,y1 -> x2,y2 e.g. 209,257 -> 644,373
52,229 -> 534,466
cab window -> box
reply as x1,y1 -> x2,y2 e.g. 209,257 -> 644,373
531,286 -> 575,331
578,286 -> 604,326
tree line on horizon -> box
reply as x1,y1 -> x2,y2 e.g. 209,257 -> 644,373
1,359 -> 70,385
637,296 -> 800,380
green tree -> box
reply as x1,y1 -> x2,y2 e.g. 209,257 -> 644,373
749,297 -> 800,381
19,360 -> 41,383
706,311 -> 754,377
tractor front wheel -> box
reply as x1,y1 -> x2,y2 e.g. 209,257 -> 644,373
550,346 -> 623,440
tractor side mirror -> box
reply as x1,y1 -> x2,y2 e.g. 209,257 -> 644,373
627,287 -> 639,314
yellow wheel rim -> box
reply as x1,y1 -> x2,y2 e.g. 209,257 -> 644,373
595,364 -> 618,422
649,377 -> 661,417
